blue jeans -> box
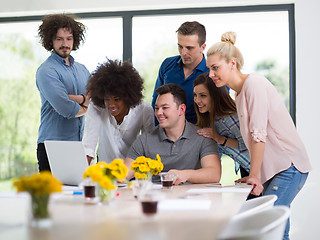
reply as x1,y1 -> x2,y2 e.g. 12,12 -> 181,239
262,164 -> 309,240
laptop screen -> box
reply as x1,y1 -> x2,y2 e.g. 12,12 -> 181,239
44,141 -> 88,186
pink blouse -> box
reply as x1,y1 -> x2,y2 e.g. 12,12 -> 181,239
235,73 -> 312,183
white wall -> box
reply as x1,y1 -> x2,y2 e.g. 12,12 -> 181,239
292,0 -> 320,239
1,0 -> 319,239
0,0 -> 292,17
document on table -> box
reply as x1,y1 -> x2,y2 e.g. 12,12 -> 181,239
0,192 -> 28,198
187,187 -> 251,194
158,199 -> 211,211
60,185 -> 84,197
62,185 -> 82,191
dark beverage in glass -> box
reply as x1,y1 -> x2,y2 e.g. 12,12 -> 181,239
162,180 -> 173,188
160,172 -> 176,190
141,201 -> 158,215
84,185 -> 96,198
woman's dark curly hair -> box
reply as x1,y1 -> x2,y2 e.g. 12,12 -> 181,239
38,14 -> 86,51
86,59 -> 144,109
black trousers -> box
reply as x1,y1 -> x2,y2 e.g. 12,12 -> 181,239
36,143 -> 51,172
240,165 -> 249,178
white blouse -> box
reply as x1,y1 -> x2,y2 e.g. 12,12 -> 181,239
82,101 -> 154,163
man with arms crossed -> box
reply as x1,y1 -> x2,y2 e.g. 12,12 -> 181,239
125,83 -> 221,184
36,14 -> 90,171
152,21 -> 207,124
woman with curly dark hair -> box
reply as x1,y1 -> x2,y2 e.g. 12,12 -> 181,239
82,59 -> 154,164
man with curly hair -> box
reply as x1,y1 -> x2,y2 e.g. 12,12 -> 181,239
36,14 -> 90,171
82,59 -> 154,165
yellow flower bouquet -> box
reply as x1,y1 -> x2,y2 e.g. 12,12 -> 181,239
131,154 -> 164,180
83,159 -> 128,202
13,171 -> 62,220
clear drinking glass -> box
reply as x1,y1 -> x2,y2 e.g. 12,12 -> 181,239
159,172 -> 177,190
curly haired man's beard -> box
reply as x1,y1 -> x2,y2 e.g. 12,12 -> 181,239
54,47 -> 71,59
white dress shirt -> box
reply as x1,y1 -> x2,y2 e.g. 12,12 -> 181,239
82,101 -> 154,163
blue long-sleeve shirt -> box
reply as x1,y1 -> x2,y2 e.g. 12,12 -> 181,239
152,55 -> 208,124
36,52 -> 90,144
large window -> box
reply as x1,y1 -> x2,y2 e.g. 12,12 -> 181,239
0,18 -> 122,180
0,21 -> 44,179
73,18 -> 123,72
132,11 -> 289,104
0,4 -> 295,183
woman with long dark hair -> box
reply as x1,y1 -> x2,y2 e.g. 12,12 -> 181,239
194,73 -> 250,176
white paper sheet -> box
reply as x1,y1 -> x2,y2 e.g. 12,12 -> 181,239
158,199 -> 211,211
62,185 -> 82,191
0,192 -> 28,198
152,184 -> 162,190
186,187 -> 251,194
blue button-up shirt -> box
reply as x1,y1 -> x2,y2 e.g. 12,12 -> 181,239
152,55 -> 208,124
36,52 -> 90,144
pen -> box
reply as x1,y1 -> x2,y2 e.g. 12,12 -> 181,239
73,191 -> 83,195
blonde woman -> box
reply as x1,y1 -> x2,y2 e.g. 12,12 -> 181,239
206,32 -> 311,240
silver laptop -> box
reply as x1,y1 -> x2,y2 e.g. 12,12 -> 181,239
44,140 -> 88,186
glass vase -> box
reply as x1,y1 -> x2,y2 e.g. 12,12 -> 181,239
132,179 -> 153,200
98,187 -> 116,204
30,193 -> 52,228
136,171 -> 152,181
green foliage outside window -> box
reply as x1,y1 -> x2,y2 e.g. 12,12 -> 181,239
255,58 -> 289,109
0,34 -> 40,180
